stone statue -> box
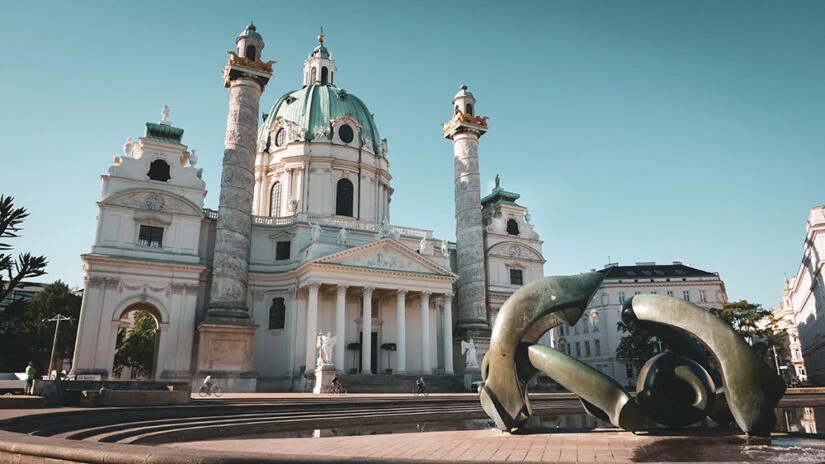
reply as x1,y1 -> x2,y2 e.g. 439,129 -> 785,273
461,338 -> 479,369
316,331 -> 335,367
419,237 -> 427,254
523,208 -> 531,224
379,139 -> 388,156
288,199 -> 298,212
440,239 -> 449,257
337,227 -> 348,245
376,217 -> 391,239
161,105 -> 170,123
123,137 -> 134,157
313,126 -> 329,140
310,222 -> 322,243
495,174 -> 500,189
189,149 -> 199,166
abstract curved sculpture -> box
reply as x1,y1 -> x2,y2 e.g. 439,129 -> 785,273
480,276 -> 786,437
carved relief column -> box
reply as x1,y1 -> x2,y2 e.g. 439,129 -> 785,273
304,281 -> 321,373
335,284 -> 348,369
396,290 -> 407,373
421,292 -> 431,373
206,34 -> 272,321
361,287 -> 374,374
443,85 -> 489,336
442,293 -> 454,374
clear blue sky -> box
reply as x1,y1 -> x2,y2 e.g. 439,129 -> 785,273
1,1 -> 823,309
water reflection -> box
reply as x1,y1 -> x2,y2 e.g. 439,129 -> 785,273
232,408 -> 825,440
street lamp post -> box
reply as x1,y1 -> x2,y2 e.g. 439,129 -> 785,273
43,314 -> 73,378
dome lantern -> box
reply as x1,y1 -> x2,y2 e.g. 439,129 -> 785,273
303,28 -> 337,87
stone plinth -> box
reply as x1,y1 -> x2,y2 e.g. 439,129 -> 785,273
196,323 -> 258,392
313,365 -> 337,394
463,368 -> 481,391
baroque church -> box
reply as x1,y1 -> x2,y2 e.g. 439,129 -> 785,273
70,24 -> 546,391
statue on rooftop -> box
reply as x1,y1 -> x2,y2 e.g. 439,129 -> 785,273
161,105 -> 171,123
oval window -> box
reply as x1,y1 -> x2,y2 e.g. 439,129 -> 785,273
338,124 -> 354,144
275,128 -> 286,147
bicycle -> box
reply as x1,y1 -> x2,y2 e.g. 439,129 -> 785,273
198,384 -> 224,397
412,385 -> 429,396
327,385 -> 347,396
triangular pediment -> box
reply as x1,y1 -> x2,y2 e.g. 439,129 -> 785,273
312,238 -> 456,277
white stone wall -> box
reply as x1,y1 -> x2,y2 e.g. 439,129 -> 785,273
787,206 -> 825,385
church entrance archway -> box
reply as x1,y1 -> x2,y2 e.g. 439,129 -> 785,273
111,304 -> 160,381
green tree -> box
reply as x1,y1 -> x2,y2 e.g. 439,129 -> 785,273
112,311 -> 157,378
710,300 -> 772,343
615,322 -> 661,371
0,195 -> 47,303
0,281 -> 81,372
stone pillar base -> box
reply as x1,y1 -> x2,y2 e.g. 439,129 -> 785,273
313,364 -> 337,394
196,323 -> 258,392
463,368 -> 481,391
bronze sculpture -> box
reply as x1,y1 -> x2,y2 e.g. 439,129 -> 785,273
480,274 -> 786,437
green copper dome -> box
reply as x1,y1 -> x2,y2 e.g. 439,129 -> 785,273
237,23 -> 262,42
454,84 -> 474,99
260,85 -> 382,153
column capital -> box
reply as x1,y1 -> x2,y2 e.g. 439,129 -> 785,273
305,281 -> 322,290
363,286 -> 375,296
337,284 -> 349,292
420,291 -> 432,299
397,289 -> 408,298
442,292 -> 454,300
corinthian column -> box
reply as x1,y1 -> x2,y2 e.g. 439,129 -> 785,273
361,287 -> 374,374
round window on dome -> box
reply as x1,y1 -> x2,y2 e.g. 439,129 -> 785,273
338,124 -> 354,144
275,128 -> 286,147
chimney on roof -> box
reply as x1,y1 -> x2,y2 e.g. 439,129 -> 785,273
635,261 -> 656,266
673,260 -> 683,265
604,262 -> 618,268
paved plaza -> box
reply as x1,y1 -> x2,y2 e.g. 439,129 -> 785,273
3,393 -> 825,463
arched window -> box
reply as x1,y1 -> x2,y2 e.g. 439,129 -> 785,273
321,66 -> 329,85
274,128 -> 286,147
506,219 -> 519,235
245,45 -> 257,60
330,71 -> 333,85
310,67 -> 317,84
147,160 -> 171,182
466,103 -> 473,115
270,182 -> 282,217
336,178 -> 354,217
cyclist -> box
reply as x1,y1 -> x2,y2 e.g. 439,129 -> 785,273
415,376 -> 426,394
330,374 -> 342,394
203,375 -> 213,393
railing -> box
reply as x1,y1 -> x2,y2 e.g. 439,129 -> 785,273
251,213 -> 432,239
202,208 -> 219,220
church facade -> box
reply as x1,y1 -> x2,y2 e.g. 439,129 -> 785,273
69,24 -> 546,391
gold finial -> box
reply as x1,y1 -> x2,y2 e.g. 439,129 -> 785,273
318,26 -> 324,43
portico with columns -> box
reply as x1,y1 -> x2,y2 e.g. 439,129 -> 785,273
292,238 -> 457,377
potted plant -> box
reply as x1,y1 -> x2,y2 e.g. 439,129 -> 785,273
381,342 -> 397,374
347,342 -> 361,374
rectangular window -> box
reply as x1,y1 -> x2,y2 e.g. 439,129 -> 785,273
667,291 -> 674,297
595,340 -> 601,356
268,297 -> 286,330
583,320 -> 589,333
619,292 -> 626,304
575,342 -> 581,358
683,290 -> 690,302
626,364 -> 634,379
584,341 -> 591,357
699,290 -> 707,303
509,269 -> 523,285
276,241 -> 291,260
137,225 -> 163,247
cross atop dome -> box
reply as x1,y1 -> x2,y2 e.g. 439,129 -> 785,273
304,28 -> 336,87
